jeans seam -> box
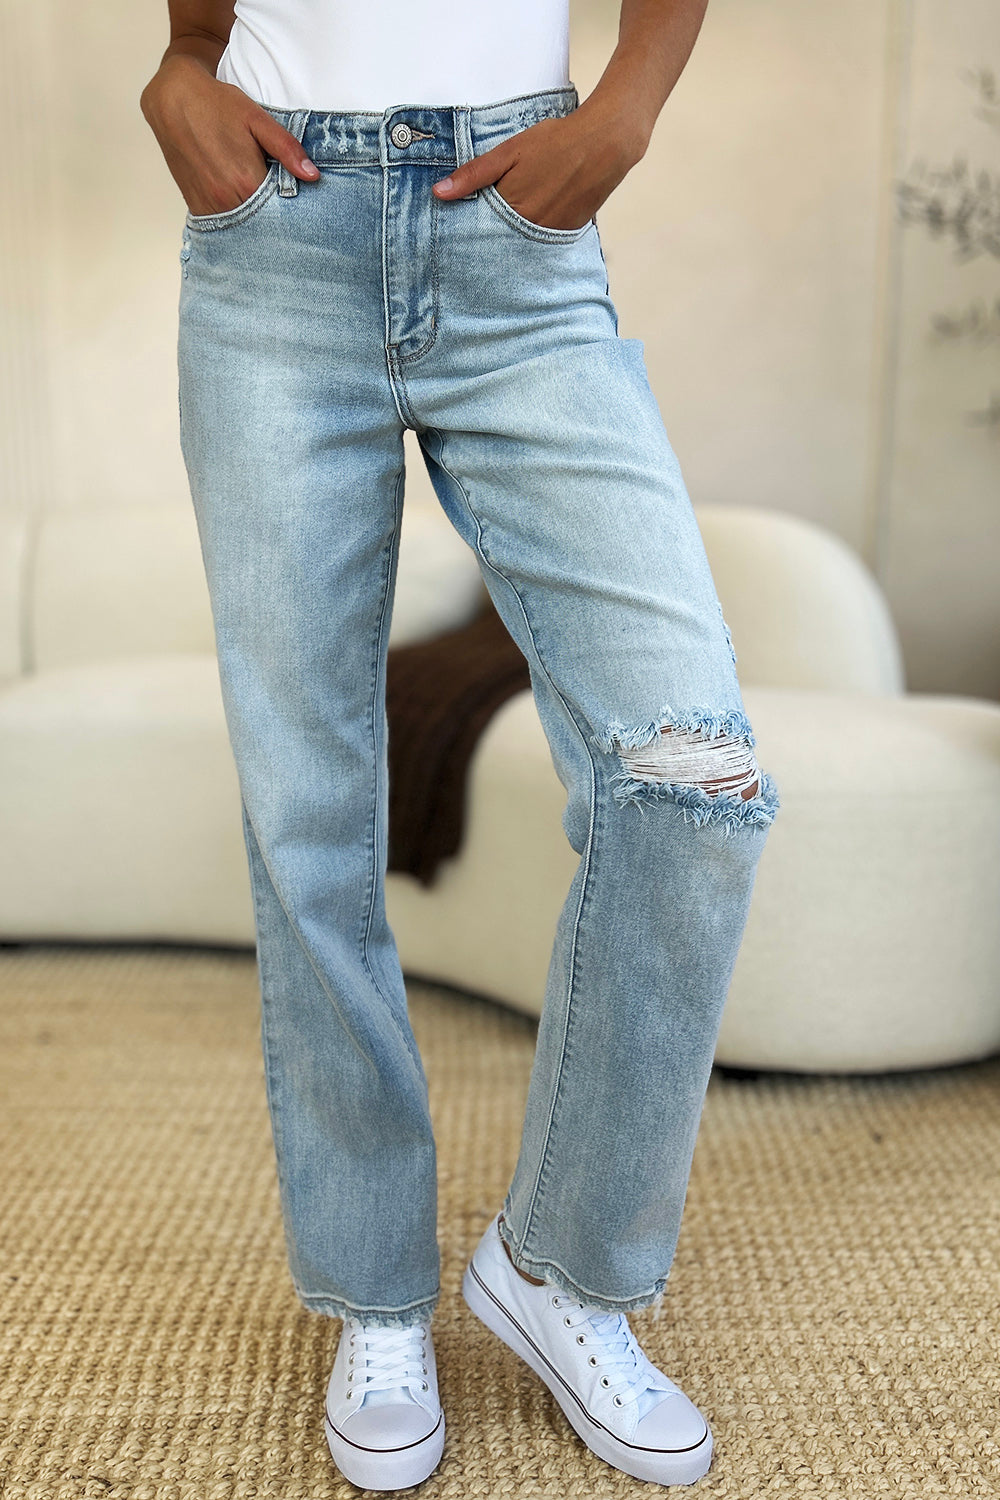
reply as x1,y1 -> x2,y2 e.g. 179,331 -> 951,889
360,463 -> 425,1077
520,780 -> 605,1254
241,800 -> 298,1281
239,789 -> 427,1141
380,167 -> 409,428
389,352 -> 424,432
397,190 -> 441,364
239,801 -> 367,1064
316,158 -> 428,168
426,426 -> 599,1261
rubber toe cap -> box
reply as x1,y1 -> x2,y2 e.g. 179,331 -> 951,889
337,1402 -> 440,1452
633,1391 -> 710,1452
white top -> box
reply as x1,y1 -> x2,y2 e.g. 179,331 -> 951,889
216,0 -> 571,113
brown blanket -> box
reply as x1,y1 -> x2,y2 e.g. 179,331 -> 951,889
386,591 -> 532,885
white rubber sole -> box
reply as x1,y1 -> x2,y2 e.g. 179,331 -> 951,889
324,1410 -> 445,1492
462,1260 -> 713,1487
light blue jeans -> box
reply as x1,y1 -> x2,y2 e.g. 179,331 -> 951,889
177,85 -> 780,1328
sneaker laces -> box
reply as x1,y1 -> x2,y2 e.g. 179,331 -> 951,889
345,1321 -> 431,1408
553,1296 -> 672,1419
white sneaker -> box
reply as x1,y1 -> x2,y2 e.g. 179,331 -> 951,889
324,1316 -> 445,1492
462,1214 -> 712,1486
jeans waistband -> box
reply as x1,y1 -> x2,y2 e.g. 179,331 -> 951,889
260,86 -> 580,170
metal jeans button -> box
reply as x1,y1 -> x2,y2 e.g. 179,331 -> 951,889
390,123 -> 413,149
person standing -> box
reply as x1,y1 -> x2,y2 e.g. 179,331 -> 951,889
140,0 -> 779,1489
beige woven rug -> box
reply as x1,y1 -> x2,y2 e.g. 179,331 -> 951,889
1,946 -> 998,1499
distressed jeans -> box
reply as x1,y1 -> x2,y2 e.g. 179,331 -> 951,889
177,85 -> 780,1328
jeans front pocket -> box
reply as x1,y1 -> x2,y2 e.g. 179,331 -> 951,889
480,182 -> 595,244
184,160 -> 280,233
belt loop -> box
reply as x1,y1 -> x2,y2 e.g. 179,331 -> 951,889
453,106 -> 477,197
278,109 -> 310,196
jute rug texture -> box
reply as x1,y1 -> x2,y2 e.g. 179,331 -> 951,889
0,946 -> 997,1499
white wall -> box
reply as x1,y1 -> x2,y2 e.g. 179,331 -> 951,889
573,0 -> 1000,698
881,1 -> 1000,696
1,0 -> 997,695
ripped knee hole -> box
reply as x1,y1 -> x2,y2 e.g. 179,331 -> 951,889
618,724 -> 760,800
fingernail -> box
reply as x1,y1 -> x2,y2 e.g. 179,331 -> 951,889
434,176 -> 454,193
300,157 -> 319,176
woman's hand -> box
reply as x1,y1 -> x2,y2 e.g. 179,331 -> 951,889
431,99 -> 647,232
140,54 -> 319,216
434,0 -> 710,233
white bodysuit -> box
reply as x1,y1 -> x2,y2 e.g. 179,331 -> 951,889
215,0 -> 571,112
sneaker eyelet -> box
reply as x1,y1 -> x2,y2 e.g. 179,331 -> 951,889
563,1315 -> 572,1327
346,1390 -> 353,1400
576,1334 -> 586,1345
588,1356 -> 598,1366
601,1377 -> 610,1387
551,1296 -> 560,1308
422,1381 -> 429,1391
613,1395 -> 623,1407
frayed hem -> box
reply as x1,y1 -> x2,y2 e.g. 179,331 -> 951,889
595,704 -> 757,754
497,1219 -> 671,1317
611,767 -> 781,833
297,1288 -> 440,1327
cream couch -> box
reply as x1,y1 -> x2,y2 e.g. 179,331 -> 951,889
1,497 -> 998,1072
